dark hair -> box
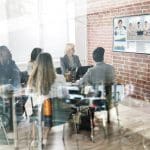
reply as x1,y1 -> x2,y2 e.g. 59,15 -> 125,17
30,48 -> 42,62
0,45 -> 12,64
93,47 -> 105,62
118,19 -> 122,24
137,22 -> 140,25
145,21 -> 148,23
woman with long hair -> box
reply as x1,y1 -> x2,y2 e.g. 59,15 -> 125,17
28,52 -> 67,147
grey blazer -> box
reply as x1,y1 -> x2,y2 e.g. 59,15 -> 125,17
60,54 -> 81,74
79,62 -> 115,86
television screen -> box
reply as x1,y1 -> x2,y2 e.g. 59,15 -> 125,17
113,14 -> 150,54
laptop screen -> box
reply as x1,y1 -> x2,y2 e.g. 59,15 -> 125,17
75,65 -> 93,80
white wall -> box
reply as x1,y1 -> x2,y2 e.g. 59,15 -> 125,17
40,0 -> 68,67
0,0 -> 87,70
75,0 -> 88,65
0,0 -> 40,68
0,0 -> 9,46
8,16 -> 40,64
0,0 -> 69,69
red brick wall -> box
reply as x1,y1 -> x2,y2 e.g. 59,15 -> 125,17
87,0 -> 150,15
87,0 -> 150,100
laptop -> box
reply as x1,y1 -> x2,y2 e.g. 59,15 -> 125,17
75,65 -> 93,80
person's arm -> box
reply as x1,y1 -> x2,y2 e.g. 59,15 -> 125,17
10,61 -> 21,88
106,66 -> 115,85
76,55 -> 81,67
60,57 -> 66,75
104,65 -> 115,100
78,68 -> 92,86
27,62 -> 33,75
49,74 -> 69,98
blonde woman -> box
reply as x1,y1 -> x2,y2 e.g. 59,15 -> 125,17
60,43 -> 81,76
28,52 -> 67,147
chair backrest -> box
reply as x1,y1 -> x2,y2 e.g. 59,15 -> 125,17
20,71 -> 29,86
55,67 -> 62,74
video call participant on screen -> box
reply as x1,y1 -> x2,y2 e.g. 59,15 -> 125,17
60,43 -> 81,81
143,21 -> 150,35
115,19 -> 126,35
78,47 -> 115,123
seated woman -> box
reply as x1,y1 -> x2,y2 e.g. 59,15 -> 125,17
60,43 -> 81,81
28,52 -> 67,147
0,46 -> 21,89
27,47 -> 42,76
0,46 -> 22,130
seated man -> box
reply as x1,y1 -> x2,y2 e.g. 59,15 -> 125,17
78,47 -> 115,123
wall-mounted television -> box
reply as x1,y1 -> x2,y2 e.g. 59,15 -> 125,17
113,14 -> 150,54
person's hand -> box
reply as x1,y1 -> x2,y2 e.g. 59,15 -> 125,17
64,71 -> 72,82
75,79 -> 80,85
26,86 -> 33,93
0,84 -> 13,92
0,84 -> 14,97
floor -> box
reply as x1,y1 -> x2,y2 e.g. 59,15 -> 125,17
0,96 -> 150,150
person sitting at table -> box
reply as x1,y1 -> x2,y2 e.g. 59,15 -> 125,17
28,52 -> 67,147
0,45 -> 21,89
27,47 -> 42,76
78,47 -> 115,123
60,43 -> 81,81
78,47 -> 115,86
0,45 -> 22,130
